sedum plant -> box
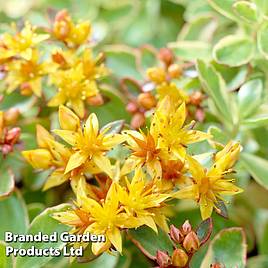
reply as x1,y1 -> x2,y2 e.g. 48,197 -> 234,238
0,1 -> 268,268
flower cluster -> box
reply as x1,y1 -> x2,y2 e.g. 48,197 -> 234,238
0,10 -> 107,117
124,48 -> 206,129
22,92 -> 243,255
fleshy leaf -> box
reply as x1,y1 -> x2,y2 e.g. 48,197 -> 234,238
201,227 -> 246,268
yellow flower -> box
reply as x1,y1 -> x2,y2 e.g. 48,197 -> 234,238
173,141 -> 243,219
0,21 -> 48,61
54,179 -> 141,255
48,61 -> 102,117
117,169 -> 170,232
48,48 -> 108,117
151,96 -> 210,162
53,10 -> 91,47
157,82 -> 189,105
53,106 -> 125,177
22,124 -> 73,190
122,129 -> 162,178
5,49 -> 54,96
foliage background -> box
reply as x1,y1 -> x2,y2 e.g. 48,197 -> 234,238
1,0 -> 268,267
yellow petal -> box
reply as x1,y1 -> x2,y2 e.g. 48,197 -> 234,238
186,155 -> 205,183
92,154 -> 113,178
139,216 -> 158,233
48,93 -> 66,107
172,185 -> 199,200
91,240 -> 111,256
65,151 -> 88,174
102,134 -> 125,148
121,157 -> 138,176
85,113 -> 99,137
199,195 -> 214,220
213,180 -> 243,195
53,129 -> 78,146
43,169 -> 69,191
29,78 -> 42,97
36,124 -> 53,148
59,105 -> 80,131
22,149 -> 53,169
70,98 -> 85,118
107,227 -> 122,253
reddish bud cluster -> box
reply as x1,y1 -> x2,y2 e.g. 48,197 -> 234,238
155,220 -> 201,268
0,108 -> 20,156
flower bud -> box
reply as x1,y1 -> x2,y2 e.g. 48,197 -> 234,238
22,149 -> 53,169
3,108 -> 20,126
169,224 -> 184,244
183,231 -> 200,253
126,102 -> 138,114
5,127 -> 20,144
87,94 -> 104,106
172,248 -> 188,267
53,10 -> 71,40
156,250 -> 171,267
131,112 -> 145,129
137,93 -> 156,110
52,51 -> 67,66
147,67 -> 166,84
20,82 -> 32,96
189,91 -> 203,106
181,220 -> 192,235
168,64 -> 182,79
59,106 -> 80,131
158,48 -> 173,66
1,144 -> 12,156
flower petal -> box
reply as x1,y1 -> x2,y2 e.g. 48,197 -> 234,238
65,151 -> 88,174
59,105 -> 80,131
107,227 -> 122,253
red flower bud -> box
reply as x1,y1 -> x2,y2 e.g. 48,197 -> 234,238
169,224 -> 184,244
181,220 -> 192,235
131,112 -> 145,129
156,250 -> 171,267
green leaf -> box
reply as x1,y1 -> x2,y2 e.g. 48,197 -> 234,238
207,0 -> 238,21
15,204 -> 72,268
253,0 -> 268,16
242,115 -> 268,129
90,88 -> 131,125
241,152 -> 268,190
105,47 -> 142,80
196,218 -> 213,246
212,63 -> 248,91
178,15 -> 216,42
27,203 -> 45,222
0,241 -> 14,268
257,21 -> 268,59
233,1 -> 259,23
238,79 -> 263,119
0,169 -> 15,199
247,255 -> 268,268
168,41 -> 211,60
255,209 -> 268,254
213,35 -> 255,67
196,60 -> 233,124
0,190 -> 29,245
128,227 -> 173,257
70,253 -> 119,268
201,228 -> 246,268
